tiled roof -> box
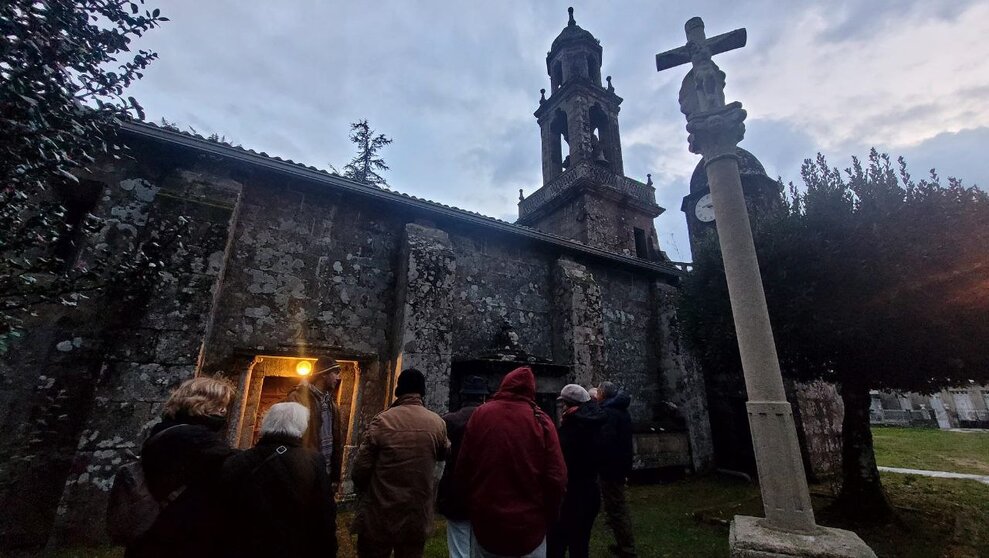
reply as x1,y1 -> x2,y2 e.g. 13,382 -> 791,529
119,120 -> 684,278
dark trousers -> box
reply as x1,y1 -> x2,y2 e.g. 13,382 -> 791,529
547,487 -> 600,558
356,534 -> 426,558
600,478 -> 636,558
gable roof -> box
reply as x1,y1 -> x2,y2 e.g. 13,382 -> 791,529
119,120 -> 684,279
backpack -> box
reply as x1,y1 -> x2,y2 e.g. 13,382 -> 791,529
105,424 -> 190,545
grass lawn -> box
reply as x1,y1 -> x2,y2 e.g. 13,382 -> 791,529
51,472 -> 989,558
872,426 -> 989,475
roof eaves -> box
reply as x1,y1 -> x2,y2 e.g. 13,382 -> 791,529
118,121 -> 684,278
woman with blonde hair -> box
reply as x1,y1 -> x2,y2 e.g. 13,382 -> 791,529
126,376 -> 238,558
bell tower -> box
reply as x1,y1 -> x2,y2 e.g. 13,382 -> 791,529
518,8 -> 665,259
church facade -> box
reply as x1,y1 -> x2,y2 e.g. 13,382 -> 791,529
0,11 -> 715,550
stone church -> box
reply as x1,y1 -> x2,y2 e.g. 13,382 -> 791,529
0,9 -> 822,552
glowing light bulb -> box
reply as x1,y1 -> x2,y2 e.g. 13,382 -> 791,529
296,360 -> 313,376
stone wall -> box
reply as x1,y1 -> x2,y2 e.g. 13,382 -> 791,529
0,133 -> 710,550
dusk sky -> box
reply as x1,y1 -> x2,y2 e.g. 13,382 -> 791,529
125,0 -> 989,262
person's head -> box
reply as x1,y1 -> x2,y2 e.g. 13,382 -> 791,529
558,384 -> 591,408
163,376 -> 235,421
598,381 -> 618,401
588,387 -> 599,400
260,402 -> 309,440
460,376 -> 489,406
395,368 -> 426,398
312,358 -> 342,392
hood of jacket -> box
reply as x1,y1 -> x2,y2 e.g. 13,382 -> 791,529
492,366 -> 536,402
601,392 -> 631,411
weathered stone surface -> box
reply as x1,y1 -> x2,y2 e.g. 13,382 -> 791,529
552,258 -> 606,387
730,516 -> 876,558
391,223 -> 457,413
652,281 -> 714,470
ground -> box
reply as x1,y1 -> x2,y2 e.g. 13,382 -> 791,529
50,428 -> 989,558
872,426 -> 989,475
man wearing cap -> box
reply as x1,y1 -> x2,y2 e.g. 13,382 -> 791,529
438,376 -> 489,558
286,357 -> 345,488
351,368 -> 450,558
547,384 -> 607,558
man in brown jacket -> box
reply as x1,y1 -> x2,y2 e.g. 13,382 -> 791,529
351,368 -> 449,558
285,358 -> 345,487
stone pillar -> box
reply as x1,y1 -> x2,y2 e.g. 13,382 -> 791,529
390,223 -> 457,413
652,281 -> 714,471
658,16 -> 874,556
551,258 -> 606,386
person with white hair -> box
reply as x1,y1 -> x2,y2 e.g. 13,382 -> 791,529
220,402 -> 337,558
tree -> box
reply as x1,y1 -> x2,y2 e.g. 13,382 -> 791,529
1,0 -> 168,351
679,150 -> 989,522
337,119 -> 393,187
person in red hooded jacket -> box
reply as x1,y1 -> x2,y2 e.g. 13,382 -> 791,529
455,367 -> 567,558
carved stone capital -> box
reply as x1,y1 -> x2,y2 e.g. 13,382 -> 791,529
684,101 -> 747,160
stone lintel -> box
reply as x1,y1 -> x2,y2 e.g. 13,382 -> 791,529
730,515 -> 876,558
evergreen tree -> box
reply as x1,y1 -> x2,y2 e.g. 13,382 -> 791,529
679,150 -> 989,522
339,119 -> 393,187
1,0 -> 170,352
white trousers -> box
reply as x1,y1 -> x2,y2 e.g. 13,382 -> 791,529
447,519 -> 472,558
470,530 -> 546,558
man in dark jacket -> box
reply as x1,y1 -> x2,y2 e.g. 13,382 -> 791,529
351,368 -> 449,558
438,376 -> 489,558
456,366 -> 567,558
221,402 -> 337,558
285,357 -> 344,488
547,384 -> 607,558
596,381 -> 637,558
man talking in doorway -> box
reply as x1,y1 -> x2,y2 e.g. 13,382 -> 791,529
286,357 -> 344,489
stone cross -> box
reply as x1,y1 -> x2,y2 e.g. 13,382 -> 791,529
656,18 -> 876,557
656,17 -> 746,115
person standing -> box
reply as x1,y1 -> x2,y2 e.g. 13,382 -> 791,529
220,402 -> 337,558
286,357 -> 344,489
547,385 -> 607,558
351,368 -> 450,558
438,376 -> 489,558
125,376 -> 237,558
596,381 -> 637,558
456,366 -> 567,558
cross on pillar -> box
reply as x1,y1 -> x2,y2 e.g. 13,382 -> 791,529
654,18 -> 876,557
657,15 -> 816,535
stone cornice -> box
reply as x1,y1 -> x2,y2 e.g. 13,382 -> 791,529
518,161 -> 662,221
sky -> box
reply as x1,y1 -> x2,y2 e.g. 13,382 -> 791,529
124,0 -> 989,262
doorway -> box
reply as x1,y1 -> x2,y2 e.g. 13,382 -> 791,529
232,356 -> 361,449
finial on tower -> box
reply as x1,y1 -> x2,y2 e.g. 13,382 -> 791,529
519,188 -> 525,201
540,88 -> 546,104
606,75 -> 614,93
567,7 -> 575,26
646,173 -> 653,187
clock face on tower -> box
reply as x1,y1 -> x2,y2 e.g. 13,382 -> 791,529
695,193 -> 716,223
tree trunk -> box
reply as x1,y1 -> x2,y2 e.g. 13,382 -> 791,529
836,381 -> 893,522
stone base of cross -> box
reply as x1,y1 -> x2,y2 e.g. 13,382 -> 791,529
655,17 -> 876,558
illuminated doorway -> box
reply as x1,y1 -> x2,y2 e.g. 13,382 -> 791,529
232,355 -> 361,449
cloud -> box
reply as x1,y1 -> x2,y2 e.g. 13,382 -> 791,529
123,0 -> 989,263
